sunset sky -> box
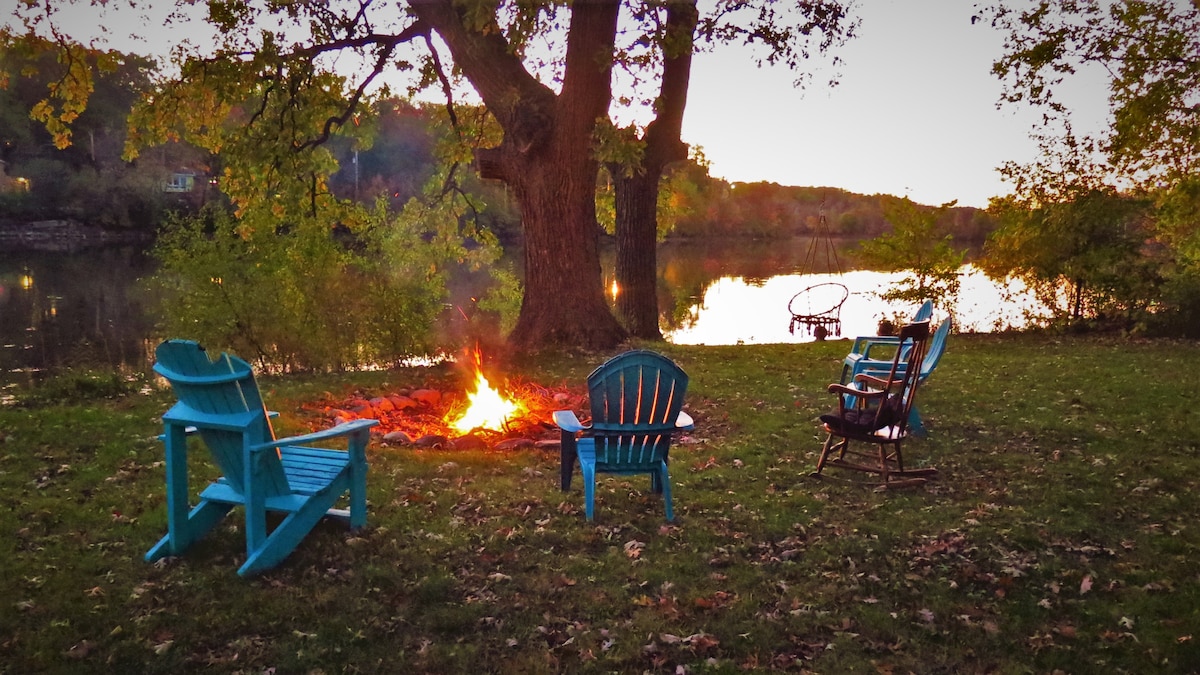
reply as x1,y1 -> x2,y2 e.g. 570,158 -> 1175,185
13,1 -> 1111,209
682,0 -> 1109,208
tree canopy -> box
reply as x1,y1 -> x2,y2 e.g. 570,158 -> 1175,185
987,0 -> 1200,194
984,0 -> 1200,335
3,0 -> 860,354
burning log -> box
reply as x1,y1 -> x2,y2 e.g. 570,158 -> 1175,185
303,352 -> 588,451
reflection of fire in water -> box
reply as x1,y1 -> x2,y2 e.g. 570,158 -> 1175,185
447,350 -> 524,434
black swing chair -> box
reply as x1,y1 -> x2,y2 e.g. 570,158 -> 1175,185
788,205 -> 849,339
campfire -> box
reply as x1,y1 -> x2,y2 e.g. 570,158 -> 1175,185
445,351 -> 525,434
305,348 -> 576,451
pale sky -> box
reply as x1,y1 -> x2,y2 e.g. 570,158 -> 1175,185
12,1 -> 1111,209
684,0 -> 1108,208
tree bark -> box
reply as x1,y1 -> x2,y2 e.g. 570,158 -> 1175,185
612,1 -> 697,340
613,170 -> 665,339
409,0 -> 628,352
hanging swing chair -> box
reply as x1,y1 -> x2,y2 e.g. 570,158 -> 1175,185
787,202 -> 849,339
788,281 -> 849,338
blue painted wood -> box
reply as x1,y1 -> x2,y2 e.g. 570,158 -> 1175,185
554,350 -> 692,521
839,300 -> 933,382
846,317 -> 952,435
145,339 -> 377,577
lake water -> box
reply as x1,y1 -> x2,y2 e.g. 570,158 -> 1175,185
1,237 -> 1043,387
1,247 -> 156,388
663,265 -> 1047,345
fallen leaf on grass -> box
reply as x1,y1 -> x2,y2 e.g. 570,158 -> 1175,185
686,632 -> 720,652
1080,575 -> 1093,594
624,540 -> 645,559
1054,624 -> 1077,638
64,640 -> 94,659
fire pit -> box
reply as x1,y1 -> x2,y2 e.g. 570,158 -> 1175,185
299,352 -> 578,452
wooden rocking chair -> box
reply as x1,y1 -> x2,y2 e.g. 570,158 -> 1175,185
811,320 -> 936,489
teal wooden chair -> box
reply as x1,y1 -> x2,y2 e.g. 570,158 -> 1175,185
839,300 -> 933,383
850,316 -> 952,435
145,340 -> 378,577
553,350 -> 693,521
812,320 -> 936,488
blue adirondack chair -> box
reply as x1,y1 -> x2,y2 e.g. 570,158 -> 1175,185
812,320 -> 937,488
839,299 -> 933,383
850,317 -> 952,435
553,350 -> 693,522
145,340 -> 378,577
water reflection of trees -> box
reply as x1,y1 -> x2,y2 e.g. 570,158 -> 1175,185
0,248 -> 155,385
654,237 -> 866,331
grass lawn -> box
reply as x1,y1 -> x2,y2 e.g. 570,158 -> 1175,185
2,333 -> 1198,674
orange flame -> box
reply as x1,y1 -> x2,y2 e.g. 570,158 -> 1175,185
448,351 -> 523,434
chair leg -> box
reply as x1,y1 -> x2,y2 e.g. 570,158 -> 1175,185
907,405 -> 926,437
349,461 -> 368,530
349,433 -> 369,529
811,433 -> 844,477
145,500 -> 232,562
659,463 -> 674,522
582,464 -> 597,521
877,442 -> 892,484
560,434 -> 577,491
878,440 -> 938,489
238,484 -> 348,577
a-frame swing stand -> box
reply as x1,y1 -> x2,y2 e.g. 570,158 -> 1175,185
788,207 -> 848,339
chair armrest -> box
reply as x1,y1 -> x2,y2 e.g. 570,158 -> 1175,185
827,382 -> 885,399
856,361 -> 911,378
552,410 -> 589,433
675,410 -> 695,431
251,418 -> 379,452
860,341 -> 903,360
849,335 -> 901,355
853,373 -> 904,391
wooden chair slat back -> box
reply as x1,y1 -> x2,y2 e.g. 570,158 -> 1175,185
586,351 -> 688,466
892,321 -> 931,436
154,340 -> 289,497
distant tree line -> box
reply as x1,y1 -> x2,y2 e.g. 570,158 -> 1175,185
0,45 -> 992,245
0,47 -> 211,229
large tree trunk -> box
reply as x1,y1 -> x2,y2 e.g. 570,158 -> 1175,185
409,0 -> 627,352
613,171 -> 665,339
612,1 -> 697,340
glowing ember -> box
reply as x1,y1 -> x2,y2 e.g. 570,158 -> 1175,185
447,355 -> 524,434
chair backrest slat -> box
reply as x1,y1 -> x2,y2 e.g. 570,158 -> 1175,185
919,317 -> 952,381
894,321 -> 931,436
154,340 -> 289,497
586,351 -> 688,467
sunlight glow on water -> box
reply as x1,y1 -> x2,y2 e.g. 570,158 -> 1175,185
664,264 -> 1049,346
